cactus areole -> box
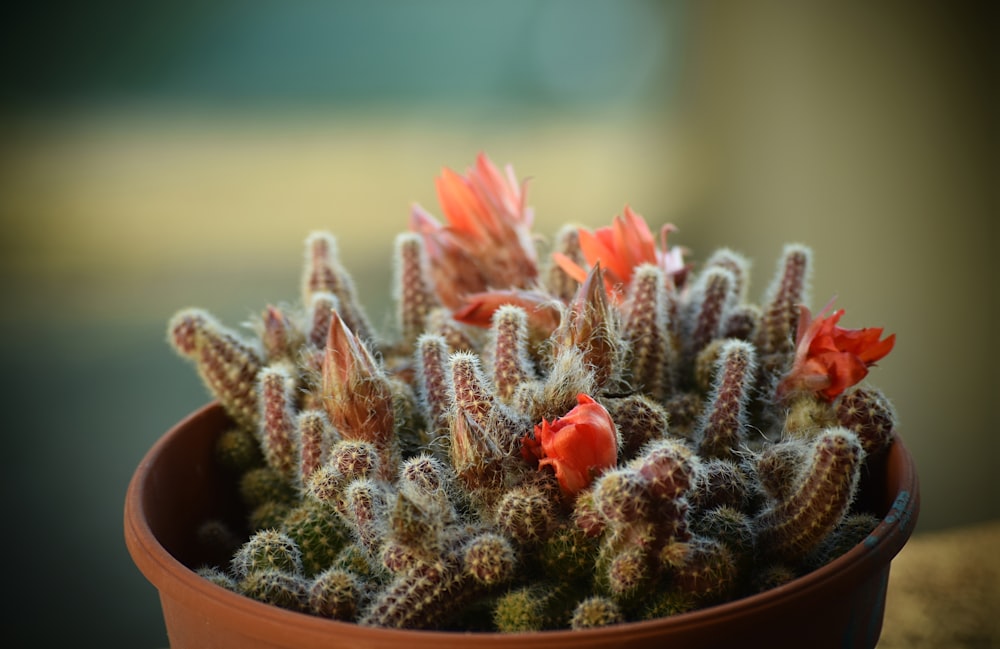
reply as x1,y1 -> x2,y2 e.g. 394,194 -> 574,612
131,153 -> 917,646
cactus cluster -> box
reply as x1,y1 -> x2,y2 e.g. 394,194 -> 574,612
169,153 -> 896,631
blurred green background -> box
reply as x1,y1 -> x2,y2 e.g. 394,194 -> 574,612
0,1 -> 994,646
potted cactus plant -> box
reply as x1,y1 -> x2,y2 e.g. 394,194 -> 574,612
125,153 -> 918,648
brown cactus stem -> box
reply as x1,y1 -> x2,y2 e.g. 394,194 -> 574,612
449,352 -> 495,430
394,233 -> 437,351
344,478 -> 389,561
261,305 -> 299,362
415,334 -> 452,441
685,267 -> 737,364
695,340 -> 756,460
449,410 -> 505,497
661,537 -> 738,604
600,393 -> 670,461
488,305 -> 534,405
449,352 -> 524,454
426,307 -> 478,353
633,438 -> 696,503
703,248 -> 751,303
306,292 -> 337,350
259,367 -> 299,479
297,409 -> 335,487
835,386 -> 896,458
755,428 -> 864,562
360,556 -> 476,629
722,304 -> 760,342
170,309 -> 262,431
623,264 -> 674,401
302,231 -> 377,346
167,308 -> 207,358
755,244 -> 812,358
399,455 -> 450,501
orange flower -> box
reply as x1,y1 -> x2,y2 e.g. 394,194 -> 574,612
552,206 -> 686,301
411,153 -> 538,310
775,300 -> 896,402
521,393 -> 618,497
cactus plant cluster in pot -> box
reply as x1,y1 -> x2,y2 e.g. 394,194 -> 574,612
125,153 -> 918,648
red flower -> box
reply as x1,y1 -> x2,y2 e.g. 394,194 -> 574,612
552,206 -> 686,302
521,394 -> 618,497
410,153 -> 538,310
775,300 -> 896,402
451,289 -> 562,339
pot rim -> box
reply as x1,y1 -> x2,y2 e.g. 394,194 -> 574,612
125,402 -> 919,645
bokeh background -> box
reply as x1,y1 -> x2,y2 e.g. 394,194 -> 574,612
1,1 -> 994,647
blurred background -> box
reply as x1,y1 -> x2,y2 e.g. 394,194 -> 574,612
0,1 -> 994,646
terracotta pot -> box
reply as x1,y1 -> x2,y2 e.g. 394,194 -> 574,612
125,402 -> 919,649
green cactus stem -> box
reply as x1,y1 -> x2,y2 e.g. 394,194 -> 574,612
569,596 -> 623,630
495,483 -> 556,546
239,568 -> 309,612
538,522 -> 601,584
806,512 -> 881,570
214,426 -> 264,473
196,566 -> 238,592
493,584 -> 560,632
231,529 -> 304,579
239,466 -> 297,510
281,500 -> 353,577
308,566 -> 363,620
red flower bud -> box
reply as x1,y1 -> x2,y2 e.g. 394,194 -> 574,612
522,393 -> 618,497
